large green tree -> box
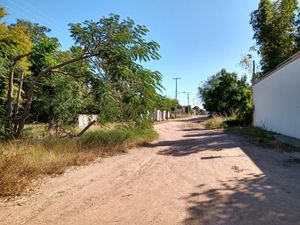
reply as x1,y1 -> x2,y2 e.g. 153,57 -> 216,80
67,15 -> 162,126
251,0 -> 299,74
0,8 -> 32,136
198,69 -> 252,119
0,11 -> 163,138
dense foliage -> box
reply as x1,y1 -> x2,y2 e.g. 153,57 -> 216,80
0,8 -> 172,138
250,0 -> 300,75
198,69 -> 252,120
157,96 -> 180,112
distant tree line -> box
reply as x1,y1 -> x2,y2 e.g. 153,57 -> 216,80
0,7 -> 178,139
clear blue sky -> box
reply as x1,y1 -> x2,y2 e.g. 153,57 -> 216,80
1,0 -> 260,106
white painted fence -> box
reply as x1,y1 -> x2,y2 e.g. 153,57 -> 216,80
77,111 -> 170,127
153,110 -> 170,121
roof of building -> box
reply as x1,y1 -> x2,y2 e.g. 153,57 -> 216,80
253,51 -> 300,85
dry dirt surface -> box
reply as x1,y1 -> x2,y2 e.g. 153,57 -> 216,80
1,116 -> 300,225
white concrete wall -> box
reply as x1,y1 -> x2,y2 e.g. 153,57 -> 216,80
77,114 -> 98,128
253,57 -> 300,139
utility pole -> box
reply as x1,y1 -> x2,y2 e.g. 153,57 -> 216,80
173,77 -> 180,118
173,77 -> 180,99
182,92 -> 191,115
187,92 -> 190,115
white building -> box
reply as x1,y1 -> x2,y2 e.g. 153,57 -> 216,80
253,52 -> 300,139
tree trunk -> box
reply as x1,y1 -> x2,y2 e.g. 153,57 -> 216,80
15,72 -> 24,116
77,120 -> 96,137
13,72 -> 24,133
14,71 -> 43,139
4,69 -> 14,136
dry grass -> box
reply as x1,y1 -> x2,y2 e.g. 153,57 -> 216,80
0,126 -> 157,197
23,124 -> 49,138
201,116 -> 233,129
227,126 -> 299,152
175,114 -> 190,119
201,117 -> 299,152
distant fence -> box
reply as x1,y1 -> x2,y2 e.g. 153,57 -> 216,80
76,111 -> 170,127
153,110 -> 171,121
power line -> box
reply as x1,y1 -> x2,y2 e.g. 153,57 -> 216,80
4,0 -> 68,38
5,0 -> 50,24
18,0 -> 63,26
17,0 -> 69,35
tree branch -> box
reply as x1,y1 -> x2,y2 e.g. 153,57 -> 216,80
15,52 -> 99,138
14,52 -> 31,62
42,53 -> 94,74
50,70 -> 85,78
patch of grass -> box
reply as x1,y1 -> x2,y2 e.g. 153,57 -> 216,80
23,124 -> 49,138
201,117 -> 299,152
0,126 -> 157,197
227,126 -> 299,152
80,126 -> 157,150
228,126 -> 274,142
203,117 -> 227,129
175,114 -> 190,119
201,116 -> 235,129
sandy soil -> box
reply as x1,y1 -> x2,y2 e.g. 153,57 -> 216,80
1,116 -> 300,225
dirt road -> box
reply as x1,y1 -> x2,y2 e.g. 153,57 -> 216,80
1,117 -> 300,225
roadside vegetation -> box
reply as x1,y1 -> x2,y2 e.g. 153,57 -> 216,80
0,125 -> 157,197
0,7 -> 180,198
201,116 -> 236,129
0,7 -> 181,140
227,126 -> 298,151
201,116 -> 299,152
198,0 -> 300,152
250,0 -> 300,77
198,69 -> 253,124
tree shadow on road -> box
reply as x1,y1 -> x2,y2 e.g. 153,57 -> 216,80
182,172 -> 300,225
182,132 -> 224,138
151,129 -> 239,157
174,116 -> 208,124
154,138 -> 235,157
165,130 -> 300,225
152,120 -> 300,224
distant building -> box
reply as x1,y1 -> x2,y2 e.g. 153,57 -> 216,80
253,51 -> 300,139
